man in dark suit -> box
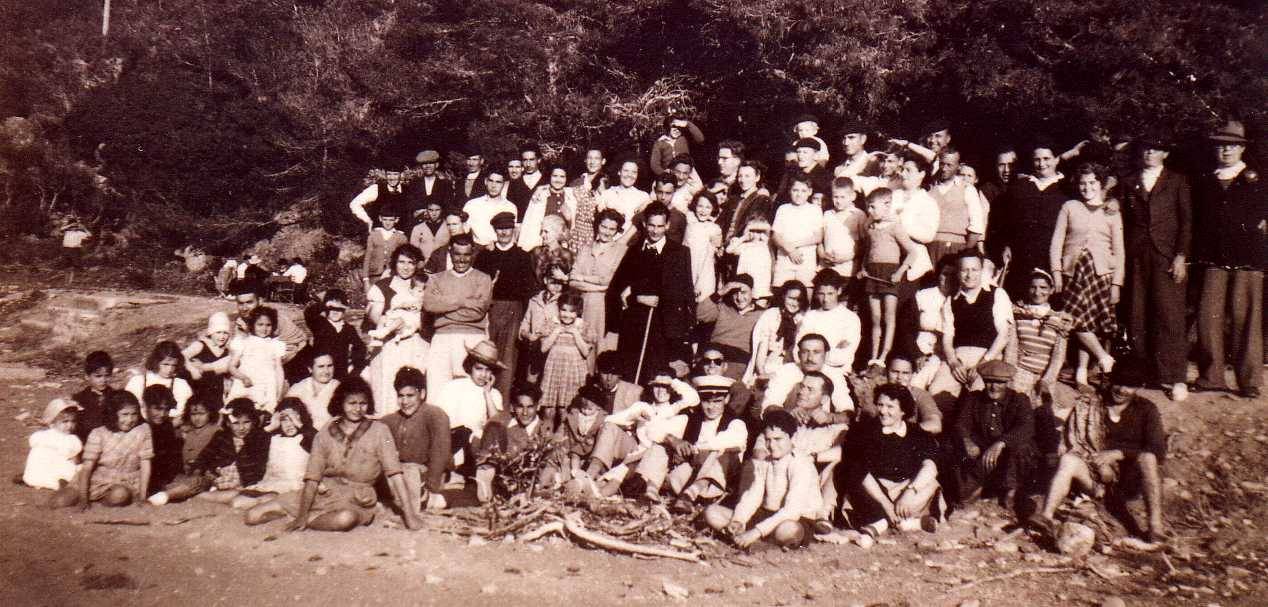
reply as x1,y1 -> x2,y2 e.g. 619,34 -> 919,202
455,146 -> 487,208
408,150 -> 454,229
1120,132 -> 1192,402
506,145 -> 546,218
607,202 -> 695,383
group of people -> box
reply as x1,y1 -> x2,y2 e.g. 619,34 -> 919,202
18,113 -> 1265,550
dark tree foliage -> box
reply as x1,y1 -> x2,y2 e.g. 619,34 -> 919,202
0,0 -> 1263,249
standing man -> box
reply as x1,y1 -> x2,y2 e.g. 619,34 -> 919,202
462,169 -> 517,248
607,202 -> 695,383
834,121 -> 880,178
507,145 -> 545,217
978,147 -> 1017,206
1120,130 -> 1192,402
474,212 -> 536,399
716,140 -> 745,191
409,149 -> 453,226
422,234 -> 494,395
456,146 -> 486,205
926,148 -> 987,263
1194,120 -> 1265,399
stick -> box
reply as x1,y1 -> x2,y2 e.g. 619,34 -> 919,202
945,567 -> 1075,594
519,521 -> 565,542
562,513 -> 700,562
488,503 -> 552,538
87,519 -> 151,526
633,305 -> 655,385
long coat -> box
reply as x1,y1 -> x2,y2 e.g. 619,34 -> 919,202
606,236 -> 694,381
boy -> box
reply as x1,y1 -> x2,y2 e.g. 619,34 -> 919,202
378,367 -> 451,517
363,203 -> 408,288
73,351 -> 118,443
303,289 -> 366,380
474,384 -> 555,502
141,385 -> 184,495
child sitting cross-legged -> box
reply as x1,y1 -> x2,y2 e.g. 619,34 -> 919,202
53,391 -> 152,510
148,398 -> 270,506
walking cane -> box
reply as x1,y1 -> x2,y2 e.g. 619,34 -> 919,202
633,306 -> 655,385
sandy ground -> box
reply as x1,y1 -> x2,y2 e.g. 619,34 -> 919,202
1,286 -> 1266,606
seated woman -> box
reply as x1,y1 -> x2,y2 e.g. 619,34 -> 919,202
704,409 -> 823,548
1029,359 -> 1168,544
244,377 -> 422,532
582,369 -> 699,494
150,398 -> 270,505
846,384 -> 943,543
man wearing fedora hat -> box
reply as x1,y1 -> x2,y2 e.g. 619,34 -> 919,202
1194,119 -> 1266,399
1120,128 -> 1192,402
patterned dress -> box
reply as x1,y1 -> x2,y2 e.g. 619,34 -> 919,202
539,326 -> 591,409
1063,250 -> 1117,335
569,185 -> 599,251
83,424 -> 154,500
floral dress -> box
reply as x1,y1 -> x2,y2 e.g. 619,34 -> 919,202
83,424 -> 153,500
540,323 -> 593,409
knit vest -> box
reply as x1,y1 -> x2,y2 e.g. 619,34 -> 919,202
683,409 -> 738,444
930,180 -> 970,239
951,290 -> 997,349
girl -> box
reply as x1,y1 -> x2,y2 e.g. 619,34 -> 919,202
179,401 -> 219,475
142,386 -> 184,494
126,341 -> 193,421
744,281 -> 808,386
153,398 -> 270,505
233,398 -> 316,509
547,385 -> 607,486
519,266 -> 565,383
183,312 -> 232,412
771,176 -> 824,288
1050,163 -> 1124,385
227,306 -> 287,411
859,188 -> 921,365
64,391 -> 153,510
539,289 -> 593,424
685,191 -> 723,302
24,399 -> 82,498
284,351 -> 340,430
727,216 -> 774,301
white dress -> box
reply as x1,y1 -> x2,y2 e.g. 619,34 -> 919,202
227,335 -> 287,411
23,429 -> 82,490
285,378 -> 340,430
125,372 -> 194,421
363,277 -> 429,417
772,203 -> 823,287
247,434 -> 309,494
684,219 -> 721,302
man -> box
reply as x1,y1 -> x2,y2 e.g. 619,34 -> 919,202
986,143 -> 1069,296
794,270 -> 861,371
422,210 -> 471,275
462,169 -> 517,247
589,351 -> 642,414
928,252 -> 1014,408
704,409 -> 824,548
409,200 -> 450,261
349,164 -> 427,234
695,344 -> 757,422
851,354 -> 943,434
232,286 -> 307,368
761,333 -> 855,414
473,211 -> 536,398
834,120 -> 880,178
926,148 -> 987,264
378,367 -> 451,516
645,174 -> 689,244
783,370 -> 851,525
951,360 -> 1037,506
598,159 -> 651,236
716,140 -> 745,190
639,375 -> 748,512
407,149 -> 454,225
978,147 -> 1017,206
456,146 -> 486,205
506,145 -> 545,217
1194,120 -> 1265,399
607,202 -> 695,383
1119,130 -> 1192,402
668,153 -> 701,213
774,138 -> 831,208
422,234 -> 493,395
1030,360 -> 1168,543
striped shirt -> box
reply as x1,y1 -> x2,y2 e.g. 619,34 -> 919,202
1013,304 -> 1071,375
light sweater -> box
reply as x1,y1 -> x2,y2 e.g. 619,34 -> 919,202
1049,199 -> 1125,286
422,268 -> 493,334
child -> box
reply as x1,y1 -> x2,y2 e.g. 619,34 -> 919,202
142,385 -> 185,495
227,305 -> 287,411
179,401 -> 219,475
539,289 -> 593,424
62,391 -> 153,509
233,398 -> 316,509
791,114 -> 830,168
858,188 -> 920,365
72,350 -> 118,443
550,385 -> 608,485
150,398 -> 270,506
23,399 -> 83,496
727,217 -> 774,301
820,177 -> 867,287
474,384 -> 556,502
125,341 -> 193,421
365,285 -> 423,349
302,289 -> 366,380
183,312 -> 232,411
61,216 -> 91,278
284,351 -> 341,430
685,191 -> 723,302
363,204 -> 408,287
518,267 -> 564,384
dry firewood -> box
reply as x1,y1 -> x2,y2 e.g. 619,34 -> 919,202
86,518 -> 151,526
519,521 -> 566,542
561,512 -> 700,562
488,503 -> 553,538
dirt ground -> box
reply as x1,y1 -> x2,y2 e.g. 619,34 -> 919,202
1,283 -> 1266,606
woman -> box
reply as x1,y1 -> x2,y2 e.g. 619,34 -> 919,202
1011,269 -> 1072,404
530,214 -> 576,289
520,166 -> 578,251
568,147 -> 608,250
696,274 -> 763,380
1049,163 -> 1124,385
989,144 -> 1070,295
569,208 -> 629,354
771,176 -> 824,288
362,244 -> 429,416
744,280 -> 809,386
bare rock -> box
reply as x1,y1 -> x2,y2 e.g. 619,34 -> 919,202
1057,522 -> 1096,557
1100,597 -> 1126,607
662,580 -> 690,600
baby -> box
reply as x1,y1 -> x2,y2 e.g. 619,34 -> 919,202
23,399 -> 83,491
366,298 -> 423,347
727,217 -> 774,301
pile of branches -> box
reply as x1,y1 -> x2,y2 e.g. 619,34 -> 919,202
431,438 -> 728,562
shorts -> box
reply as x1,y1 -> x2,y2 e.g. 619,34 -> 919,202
863,262 -> 899,296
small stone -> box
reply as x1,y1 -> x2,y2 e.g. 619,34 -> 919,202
468,535 -> 488,547
193,567 -> 205,576
993,541 -> 1020,553
959,600 -> 982,607
1056,522 -> 1096,558
528,544 -> 544,553
480,583 -> 497,594
748,576 -> 766,588
314,567 -> 328,576
1100,597 -> 1126,607
424,574 -> 443,585
13,411 -> 30,422
185,531 -> 201,540
1226,566 -> 1251,578
662,580 -> 690,600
